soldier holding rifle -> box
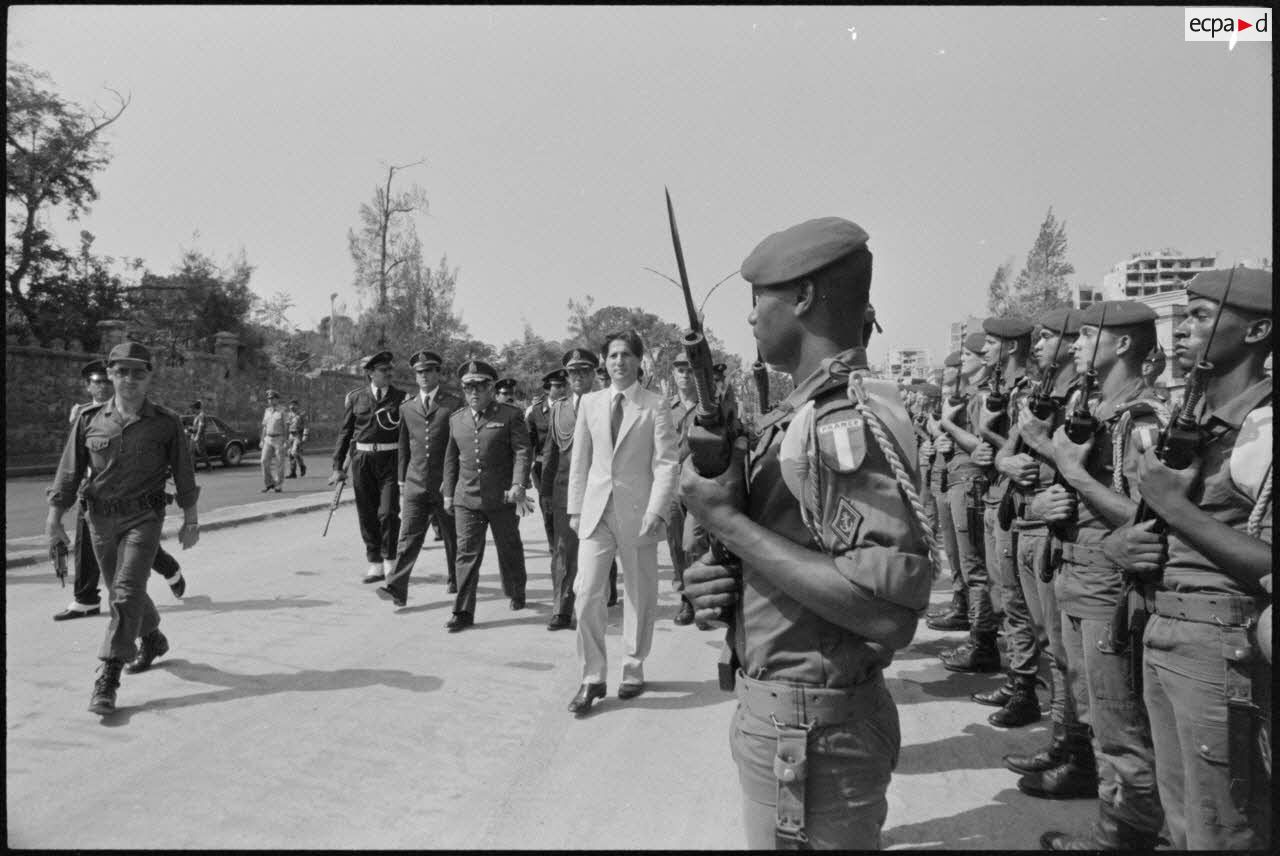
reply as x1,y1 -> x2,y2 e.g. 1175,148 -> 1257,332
680,217 -> 932,849
1102,268 -> 1272,850
923,352 -> 969,631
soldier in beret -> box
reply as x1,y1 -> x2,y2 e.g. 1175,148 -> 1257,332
1035,300 -> 1167,849
924,351 -> 969,631
260,389 -> 288,493
329,351 -> 407,584
441,360 -> 532,631
680,217 -> 933,848
376,350 -> 464,607
993,308 -> 1097,797
1100,268 -> 1273,850
46,342 -> 200,715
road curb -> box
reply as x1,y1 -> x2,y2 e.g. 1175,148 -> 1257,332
5,492 -> 353,572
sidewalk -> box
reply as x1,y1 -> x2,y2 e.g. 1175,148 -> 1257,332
5,485 -> 352,571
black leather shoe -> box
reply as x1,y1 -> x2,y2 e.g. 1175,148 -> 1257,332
673,600 -> 695,626
89,658 -> 125,715
942,635 -> 1001,673
1004,727 -> 1068,774
567,682 -> 606,715
168,575 -> 186,599
126,630 -> 169,674
446,580 -> 458,594
509,596 -> 526,611
972,678 -> 1016,707
446,612 -> 473,632
926,611 -> 972,631
274,486 -> 283,493
547,614 -> 572,631
616,682 -> 645,700
927,593 -> 968,619
377,586 -> 407,608
362,573 -> 385,584
988,684 -> 1042,728
54,605 -> 101,621
1018,760 -> 1099,800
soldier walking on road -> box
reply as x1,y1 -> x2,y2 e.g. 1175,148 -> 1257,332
680,217 -> 934,848
55,358 -> 187,622
330,351 -> 407,584
260,389 -> 288,492
46,342 -> 201,716
188,399 -> 211,471
285,398 -> 308,478
377,350 -> 463,608
440,360 -> 532,631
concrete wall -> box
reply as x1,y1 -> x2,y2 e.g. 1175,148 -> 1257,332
3,343 -> 392,470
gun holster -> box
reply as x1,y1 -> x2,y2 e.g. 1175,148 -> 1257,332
1222,624 -> 1263,815
996,484 -> 1016,531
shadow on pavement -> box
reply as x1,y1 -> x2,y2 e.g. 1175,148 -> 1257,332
888,670 -> 1007,704
100,659 -> 443,725
895,722 -> 1053,775
157,594 -> 333,613
895,635 -> 971,661
881,787 -> 1066,850
620,678 -> 732,712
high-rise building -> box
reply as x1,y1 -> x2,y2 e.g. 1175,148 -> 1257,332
948,315 -> 985,354
882,346 -> 935,383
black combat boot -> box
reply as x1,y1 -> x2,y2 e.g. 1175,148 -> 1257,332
1004,723 -> 1066,774
126,629 -> 170,674
1018,727 -> 1097,799
942,632 -> 1001,673
926,590 -> 969,622
299,461 -> 307,477
88,658 -> 125,715
988,677 -> 1042,727
972,674 -> 1016,707
1040,811 -> 1160,850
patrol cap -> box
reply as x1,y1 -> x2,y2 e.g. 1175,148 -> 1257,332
562,348 -> 600,369
671,354 -> 690,368
265,388 -> 280,399
1079,300 -> 1157,328
457,360 -> 497,384
982,317 -> 1034,339
81,359 -> 109,381
944,350 -> 963,368
542,369 -> 568,388
495,378 -> 517,394
409,350 -> 443,370
740,217 -> 870,288
1186,267 -> 1272,315
362,351 -> 393,371
916,383 -> 942,398
1036,307 -> 1082,336
106,341 -> 152,370
962,332 -> 987,353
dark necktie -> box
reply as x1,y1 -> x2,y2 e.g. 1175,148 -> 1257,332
610,392 -> 623,447
375,388 -> 383,403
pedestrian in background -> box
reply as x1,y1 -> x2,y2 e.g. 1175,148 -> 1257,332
286,398 -> 308,478
259,389 -> 287,492
188,399 -> 210,471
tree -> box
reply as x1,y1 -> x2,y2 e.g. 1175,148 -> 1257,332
991,208 -> 1075,319
983,257 -> 1016,316
495,324 -> 567,400
6,61 -> 130,346
347,160 -> 429,323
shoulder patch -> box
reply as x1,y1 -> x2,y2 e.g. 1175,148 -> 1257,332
1231,405 -> 1272,500
816,413 -> 867,473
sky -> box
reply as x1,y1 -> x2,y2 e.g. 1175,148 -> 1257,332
7,6 -> 1273,369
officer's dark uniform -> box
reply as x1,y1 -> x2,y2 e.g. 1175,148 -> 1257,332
332,352 -> 406,572
527,369 -> 564,547
1139,269 -> 1272,850
442,360 -> 532,627
726,219 -> 933,849
1045,301 -> 1167,850
379,350 -> 463,606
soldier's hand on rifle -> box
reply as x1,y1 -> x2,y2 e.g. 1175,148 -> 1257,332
327,469 -> 346,486
1019,413 -> 1053,449
919,439 -> 934,459
1051,425 -> 1092,479
679,436 -> 748,523
935,434 -> 954,455
942,400 -> 965,423
1028,484 -> 1075,523
682,557 -> 740,624
998,452 -> 1038,486
1135,445 -> 1199,507
978,406 -> 1002,431
971,441 -> 995,468
1103,519 -> 1165,575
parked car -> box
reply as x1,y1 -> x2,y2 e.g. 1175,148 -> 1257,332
180,414 -> 258,467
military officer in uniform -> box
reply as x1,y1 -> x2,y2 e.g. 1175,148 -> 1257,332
440,360 -> 532,631
1038,300 -> 1168,850
681,217 -> 934,849
495,377 -> 517,405
1104,268 -> 1272,850
375,350 -> 463,607
285,398 -> 308,478
46,342 -> 200,716
923,352 -> 969,631
260,389 -> 288,492
542,349 -> 598,630
528,369 -> 566,547
329,351 -> 407,584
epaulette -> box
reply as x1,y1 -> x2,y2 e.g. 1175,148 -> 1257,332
76,401 -> 106,424
345,387 -> 363,406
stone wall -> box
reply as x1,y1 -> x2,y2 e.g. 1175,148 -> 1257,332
3,342 -> 416,470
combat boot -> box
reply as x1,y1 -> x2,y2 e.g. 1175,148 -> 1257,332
926,591 -> 968,620
126,629 -> 170,673
88,658 -> 125,715
1018,730 -> 1097,799
942,632 -> 1001,673
299,461 -> 307,477
1040,813 -> 1158,851
988,678 -> 1041,727
1004,723 -> 1067,774
972,675 -> 1016,707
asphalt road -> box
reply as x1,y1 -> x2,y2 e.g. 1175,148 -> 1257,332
5,505 -> 1097,849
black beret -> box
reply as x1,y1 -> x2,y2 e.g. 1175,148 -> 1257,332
963,332 -> 988,353
1079,300 -> 1157,328
495,378 -> 517,393
409,350 -> 443,370
1036,307 -> 1082,336
81,359 -> 108,380
1186,267 -> 1272,315
562,348 -> 600,369
542,369 -> 568,387
944,350 -> 963,368
107,341 -> 152,369
362,351 -> 393,371
982,317 -> 1034,339
458,360 -> 498,382
740,217 -> 870,287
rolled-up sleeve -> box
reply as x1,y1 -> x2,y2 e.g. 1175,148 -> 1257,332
47,417 -> 88,509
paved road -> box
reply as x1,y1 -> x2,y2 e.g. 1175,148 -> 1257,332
6,506 -> 1095,849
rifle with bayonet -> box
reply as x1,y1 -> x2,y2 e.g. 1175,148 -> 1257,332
665,187 -> 742,692
996,324 -> 1069,528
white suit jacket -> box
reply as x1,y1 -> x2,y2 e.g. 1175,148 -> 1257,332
567,382 -> 680,545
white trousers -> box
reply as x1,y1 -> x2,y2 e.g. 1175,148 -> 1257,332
574,503 -> 658,687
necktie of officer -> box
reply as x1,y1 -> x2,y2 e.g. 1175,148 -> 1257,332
610,392 -> 623,447
376,388 -> 383,403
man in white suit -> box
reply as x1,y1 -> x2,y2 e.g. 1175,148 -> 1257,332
566,330 -> 680,714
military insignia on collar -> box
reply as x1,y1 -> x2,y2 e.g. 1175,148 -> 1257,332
830,496 -> 863,549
